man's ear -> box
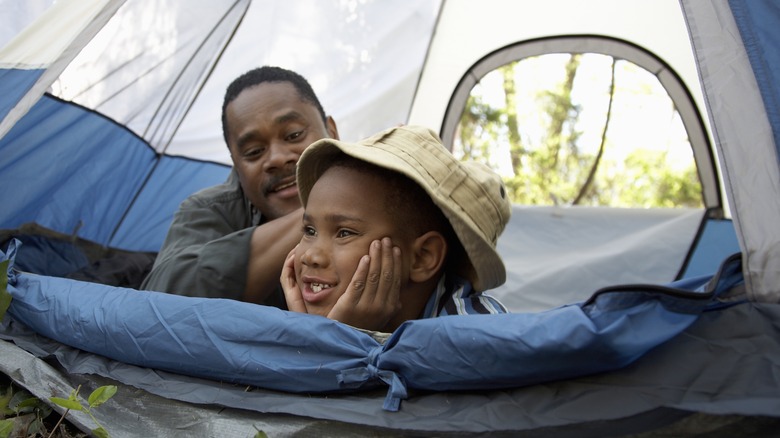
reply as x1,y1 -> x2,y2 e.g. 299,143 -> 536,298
326,116 -> 340,140
409,231 -> 447,283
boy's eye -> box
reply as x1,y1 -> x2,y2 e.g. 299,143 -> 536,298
303,225 -> 316,236
336,229 -> 355,238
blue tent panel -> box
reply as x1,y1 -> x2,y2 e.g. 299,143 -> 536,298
109,157 -> 230,252
0,95 -> 154,245
0,68 -> 42,122
729,0 -> 780,155
0,91 -> 231,252
680,218 -> 740,279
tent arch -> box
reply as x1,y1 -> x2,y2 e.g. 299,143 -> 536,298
439,35 -> 722,213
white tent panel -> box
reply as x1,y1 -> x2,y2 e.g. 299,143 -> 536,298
166,0 -> 442,164
0,0 -> 125,139
409,0 -> 708,144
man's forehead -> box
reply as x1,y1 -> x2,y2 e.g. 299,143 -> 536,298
238,81 -> 306,104
228,84 -> 314,119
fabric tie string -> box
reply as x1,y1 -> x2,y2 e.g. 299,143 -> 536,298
337,346 -> 408,411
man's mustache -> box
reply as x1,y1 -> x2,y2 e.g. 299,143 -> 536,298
263,167 -> 297,195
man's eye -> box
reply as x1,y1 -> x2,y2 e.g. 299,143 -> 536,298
286,130 -> 304,142
244,146 -> 265,158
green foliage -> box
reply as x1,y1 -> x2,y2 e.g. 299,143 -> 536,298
458,93 -> 503,163
49,385 -> 117,438
0,381 -> 54,438
0,420 -> 12,438
599,149 -> 703,208
86,386 -> 116,409
456,53 -> 703,208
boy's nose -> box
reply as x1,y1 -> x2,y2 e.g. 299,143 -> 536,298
300,244 -> 327,268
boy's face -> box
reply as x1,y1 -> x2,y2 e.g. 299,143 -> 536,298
294,166 -> 411,318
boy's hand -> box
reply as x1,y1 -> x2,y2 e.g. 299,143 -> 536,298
280,245 -> 307,313
328,238 -> 402,331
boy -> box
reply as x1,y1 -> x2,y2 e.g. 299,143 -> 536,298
280,125 -> 511,332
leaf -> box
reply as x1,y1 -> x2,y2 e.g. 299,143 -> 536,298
14,396 -> 48,415
88,385 -> 117,408
49,397 -> 83,411
92,426 -> 110,438
253,425 -> 268,438
0,419 -> 13,438
0,386 -> 12,415
0,259 -> 10,322
27,416 -> 44,435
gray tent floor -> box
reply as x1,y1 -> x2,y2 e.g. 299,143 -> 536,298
3,301 -> 780,437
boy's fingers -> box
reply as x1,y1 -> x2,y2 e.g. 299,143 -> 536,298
360,239 -> 382,302
376,238 -> 394,300
349,254 -> 370,296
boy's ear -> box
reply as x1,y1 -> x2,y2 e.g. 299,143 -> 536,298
409,231 -> 447,283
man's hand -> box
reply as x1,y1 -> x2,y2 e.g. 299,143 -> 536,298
280,245 -> 307,313
328,237 -> 402,331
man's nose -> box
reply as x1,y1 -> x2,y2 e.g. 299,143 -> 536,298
264,141 -> 298,171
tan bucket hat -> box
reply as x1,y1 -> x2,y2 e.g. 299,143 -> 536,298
296,125 -> 511,291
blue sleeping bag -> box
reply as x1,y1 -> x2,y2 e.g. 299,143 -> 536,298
0,238 -> 743,411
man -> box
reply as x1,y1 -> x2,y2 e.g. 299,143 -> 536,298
141,66 -> 339,305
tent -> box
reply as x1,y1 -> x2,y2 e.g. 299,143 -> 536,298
2,0 -> 780,436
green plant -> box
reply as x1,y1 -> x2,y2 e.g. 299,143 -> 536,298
0,382 -> 54,438
49,385 -> 116,438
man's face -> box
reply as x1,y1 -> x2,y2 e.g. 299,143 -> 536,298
225,82 -> 337,220
293,166 -> 412,318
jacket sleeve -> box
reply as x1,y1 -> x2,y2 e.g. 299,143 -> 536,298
140,196 -> 253,300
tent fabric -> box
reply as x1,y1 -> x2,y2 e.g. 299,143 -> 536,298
729,0 -> 780,150
491,206 -> 719,312
0,0 -> 440,251
682,0 -> 780,302
1,0 -> 780,435
4,334 -> 780,438
0,0 -> 125,138
1,238 -> 744,413
163,0 -> 442,164
48,0 -> 252,156
4,252 -> 773,436
0,95 -> 230,250
0,223 -> 156,288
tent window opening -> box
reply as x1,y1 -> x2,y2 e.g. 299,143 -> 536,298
440,36 -> 719,211
453,52 -> 703,208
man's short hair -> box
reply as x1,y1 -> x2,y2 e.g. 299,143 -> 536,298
221,66 -> 327,145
